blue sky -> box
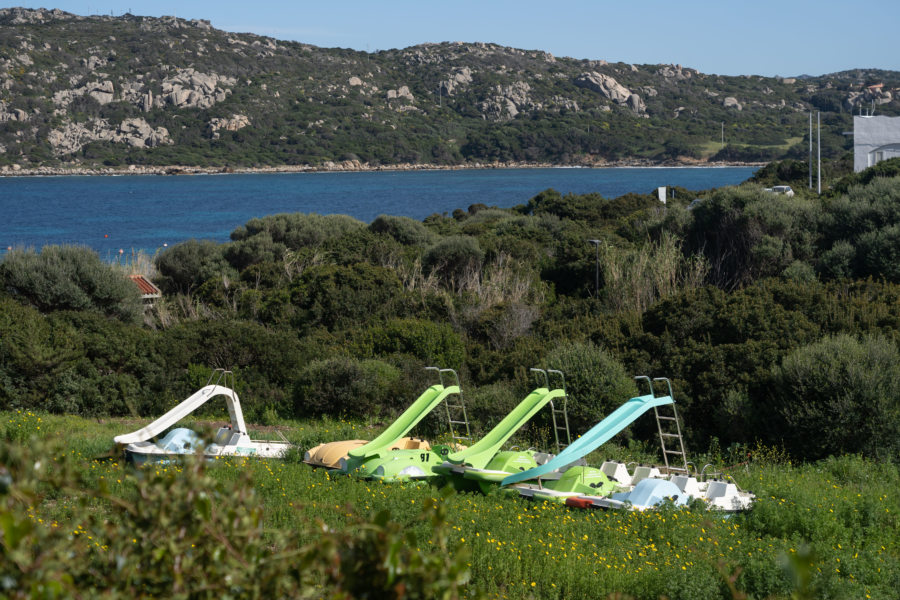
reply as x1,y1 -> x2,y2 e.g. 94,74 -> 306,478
13,1 -> 900,76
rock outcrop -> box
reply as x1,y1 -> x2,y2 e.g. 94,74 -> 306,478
0,102 -> 29,122
657,64 -> 695,81
723,97 -> 742,111
208,114 -> 251,139
386,86 -> 414,101
157,69 -> 235,109
0,7 -> 76,25
575,72 -> 645,114
440,67 -> 473,96
844,85 -> 894,112
478,82 -> 534,121
47,117 -> 171,155
52,80 -> 116,106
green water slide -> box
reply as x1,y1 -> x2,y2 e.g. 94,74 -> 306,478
438,386 -> 566,471
501,376 -> 675,487
341,367 -> 468,477
347,386 -> 453,459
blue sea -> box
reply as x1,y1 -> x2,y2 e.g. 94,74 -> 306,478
0,167 -> 755,257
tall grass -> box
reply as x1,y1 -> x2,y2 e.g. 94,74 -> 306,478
8,411 -> 900,599
599,232 -> 708,313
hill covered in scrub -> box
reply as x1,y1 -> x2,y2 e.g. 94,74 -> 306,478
1,7 -> 899,171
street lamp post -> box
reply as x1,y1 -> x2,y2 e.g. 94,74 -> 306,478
587,239 -> 601,297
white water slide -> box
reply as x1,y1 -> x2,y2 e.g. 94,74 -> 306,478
114,369 -> 292,463
114,382 -> 248,445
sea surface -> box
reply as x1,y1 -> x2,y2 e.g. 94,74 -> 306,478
0,167 -> 756,257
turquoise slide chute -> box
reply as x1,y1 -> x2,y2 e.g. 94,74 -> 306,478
347,384 -> 459,459
500,391 -> 674,486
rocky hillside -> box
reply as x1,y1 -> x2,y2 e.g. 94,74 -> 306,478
1,7 -> 898,171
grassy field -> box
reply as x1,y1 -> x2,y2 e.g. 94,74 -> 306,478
697,137 -> 804,160
4,410 -> 900,599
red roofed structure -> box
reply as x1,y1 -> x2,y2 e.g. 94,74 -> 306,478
128,274 -> 162,303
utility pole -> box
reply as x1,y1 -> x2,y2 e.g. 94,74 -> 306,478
721,122 -> 724,147
809,112 -> 813,190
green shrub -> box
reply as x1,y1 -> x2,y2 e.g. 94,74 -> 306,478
422,235 -> 484,289
462,382 -> 523,439
0,297 -> 81,409
541,341 -> 637,435
157,320 -> 308,419
353,318 -> 466,367
154,239 -> 234,294
525,188 -> 656,223
289,263 -> 406,331
293,356 -> 403,419
0,246 -> 141,323
0,437 -> 476,600
685,185 -> 821,288
223,231 -> 287,271
369,214 -> 434,246
856,224 -> 900,281
230,213 -> 366,249
773,333 -> 900,460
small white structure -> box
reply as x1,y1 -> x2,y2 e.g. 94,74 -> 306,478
854,115 -> 900,172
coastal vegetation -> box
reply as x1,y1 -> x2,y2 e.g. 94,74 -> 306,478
3,155 -> 900,595
4,159 -> 900,460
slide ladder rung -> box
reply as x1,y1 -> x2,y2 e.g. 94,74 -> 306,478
652,391 -> 689,475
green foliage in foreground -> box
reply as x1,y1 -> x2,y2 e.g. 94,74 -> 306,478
0,413 -> 472,600
4,412 -> 900,600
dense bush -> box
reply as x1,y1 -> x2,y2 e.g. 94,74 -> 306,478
293,356 -> 403,419
0,436 -> 475,599
154,239 -> 233,294
351,318 -> 466,367
0,246 -> 141,323
422,235 -> 484,289
524,188 -> 656,223
289,263 -> 407,331
772,333 -> 900,460
541,341 -> 637,435
230,213 -> 366,249
819,176 -> 900,282
684,185 -> 820,289
369,214 -> 434,246
157,320 -> 308,419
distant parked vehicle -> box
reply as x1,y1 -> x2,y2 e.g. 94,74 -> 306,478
763,185 -> 795,197
687,198 -> 704,210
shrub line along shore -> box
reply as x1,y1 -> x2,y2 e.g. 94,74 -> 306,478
0,159 -> 766,177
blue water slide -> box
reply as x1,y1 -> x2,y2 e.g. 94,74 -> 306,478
500,391 -> 674,486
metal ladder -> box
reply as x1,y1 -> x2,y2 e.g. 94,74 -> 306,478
531,368 -> 572,453
427,367 -> 471,445
642,376 -> 689,475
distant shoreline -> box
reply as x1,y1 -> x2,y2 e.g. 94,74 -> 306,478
0,159 -> 765,178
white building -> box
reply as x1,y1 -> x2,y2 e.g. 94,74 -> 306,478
854,115 -> 900,172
